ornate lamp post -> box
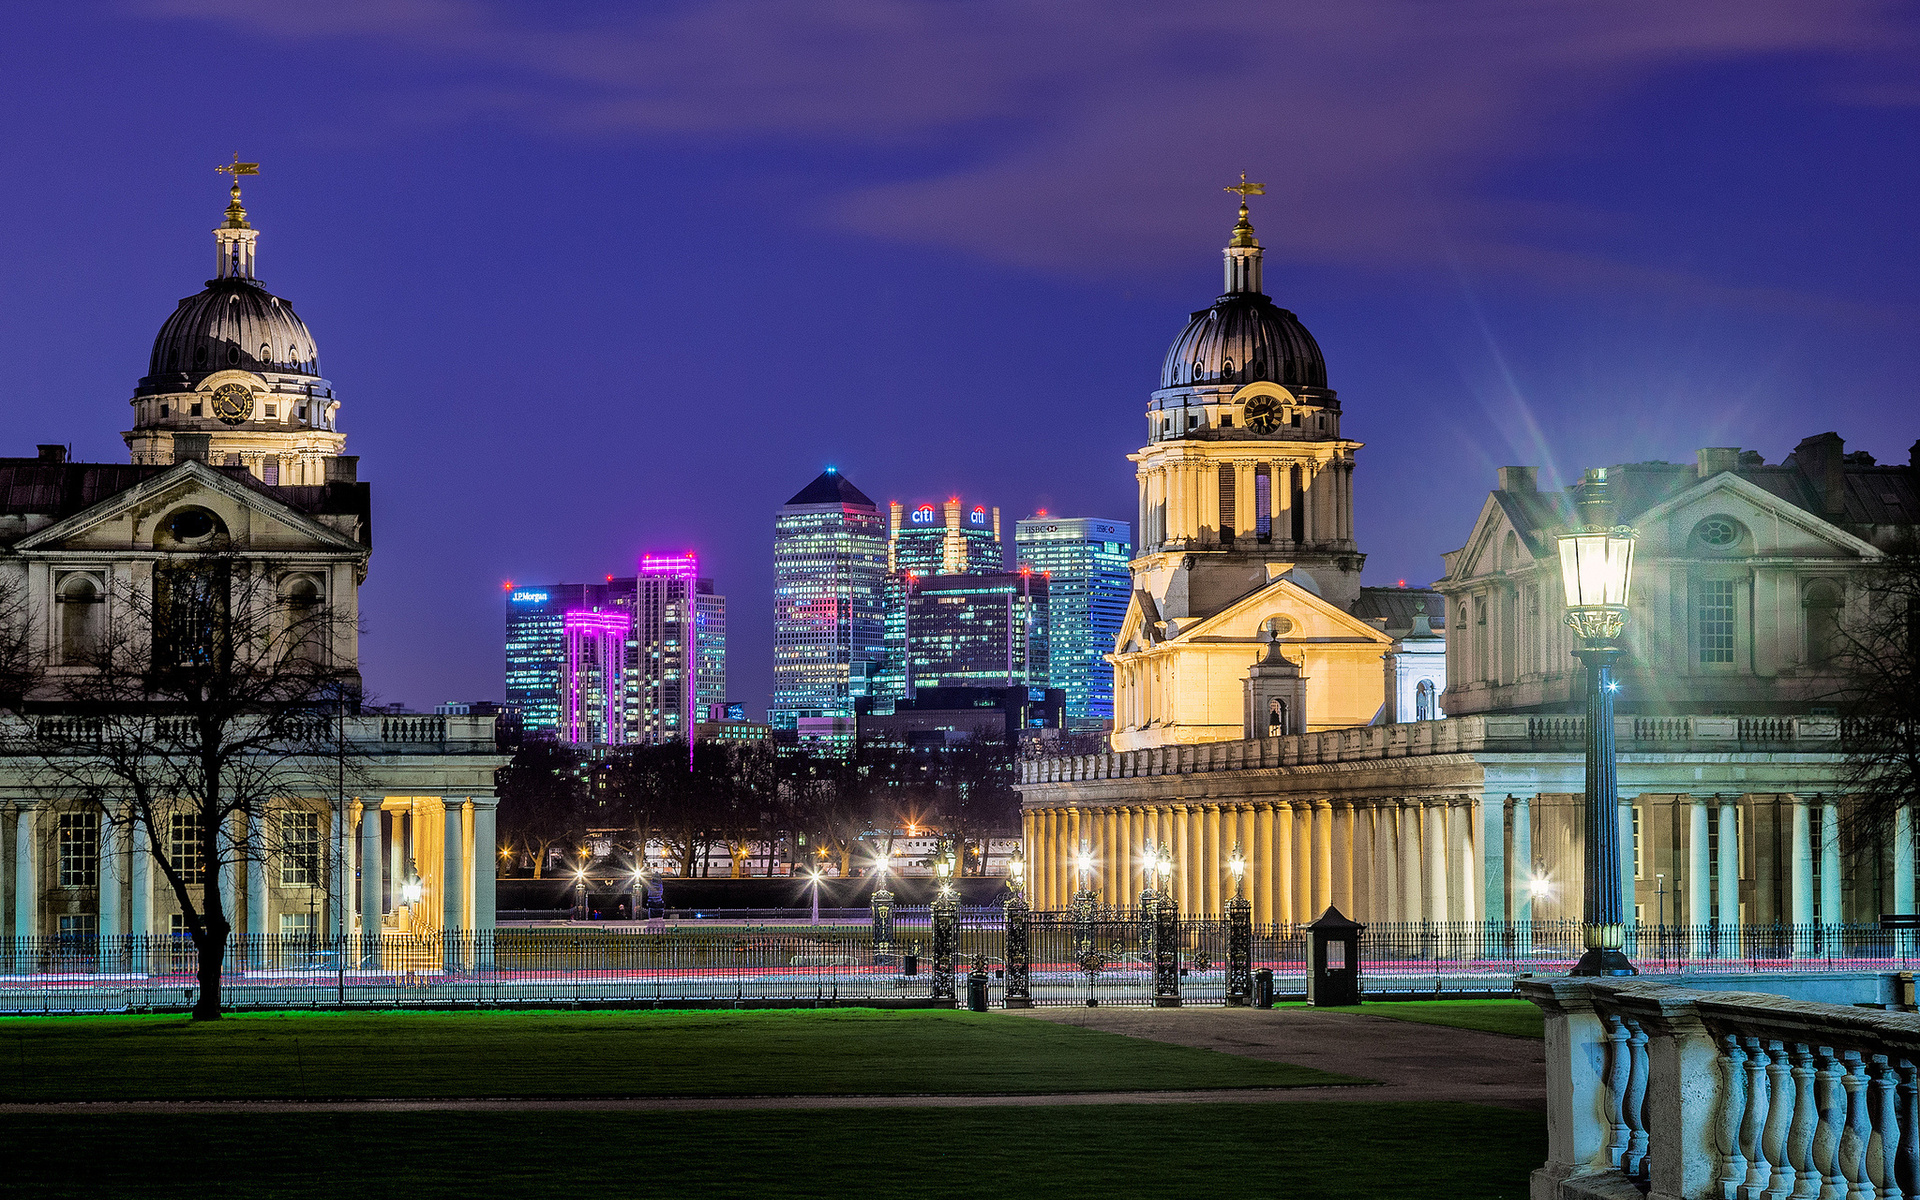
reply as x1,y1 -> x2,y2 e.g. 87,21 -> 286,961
1557,467 -> 1639,978
1071,841 -> 1097,959
1225,842 -> 1252,1005
932,841 -> 959,1002
1003,848 -> 1031,1008
870,850 -> 895,966
1152,842 -> 1181,1007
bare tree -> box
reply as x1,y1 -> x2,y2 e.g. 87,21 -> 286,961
7,556 -> 364,1020
496,740 -> 588,878
1832,534 -> 1920,847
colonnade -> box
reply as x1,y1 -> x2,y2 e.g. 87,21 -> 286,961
0,795 -> 498,939
1137,453 -> 1353,550
1021,796 -> 1482,924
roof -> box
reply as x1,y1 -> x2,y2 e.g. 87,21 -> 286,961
784,469 -> 876,509
140,277 -> 322,395
1350,587 -> 1446,635
1159,292 -> 1328,392
0,456 -> 371,547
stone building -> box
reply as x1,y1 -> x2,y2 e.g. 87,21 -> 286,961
0,176 -> 508,952
1019,190 -> 1919,931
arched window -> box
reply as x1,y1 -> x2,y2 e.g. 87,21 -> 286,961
1502,531 -> 1520,571
58,574 -> 104,664
1415,679 -> 1437,722
283,576 -> 326,664
1804,579 -> 1843,665
1268,697 -> 1286,735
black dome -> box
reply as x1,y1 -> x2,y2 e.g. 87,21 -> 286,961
1159,292 -> 1326,391
145,277 -> 320,381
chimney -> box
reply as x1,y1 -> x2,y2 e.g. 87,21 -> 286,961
172,434 -> 210,464
35,444 -> 66,464
1790,433 -> 1846,518
1496,466 -> 1537,492
323,454 -> 358,483
1910,439 -> 1919,471
1696,448 -> 1740,478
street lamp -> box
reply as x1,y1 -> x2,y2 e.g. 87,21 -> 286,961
806,867 -> 824,925
1557,466 -> 1639,977
1007,848 -> 1026,897
1229,844 -> 1247,899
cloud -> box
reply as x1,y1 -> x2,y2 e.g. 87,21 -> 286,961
136,0 -> 1918,278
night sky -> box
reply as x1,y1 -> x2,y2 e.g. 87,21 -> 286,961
2,2 -> 1915,716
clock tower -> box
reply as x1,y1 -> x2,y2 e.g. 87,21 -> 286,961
123,164 -> 348,484
1108,183 -> 1388,749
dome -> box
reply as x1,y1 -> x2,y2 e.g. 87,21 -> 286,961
1159,292 -> 1326,392
140,277 -> 320,391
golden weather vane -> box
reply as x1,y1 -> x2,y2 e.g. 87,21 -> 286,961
1224,172 -> 1265,204
216,153 -> 260,184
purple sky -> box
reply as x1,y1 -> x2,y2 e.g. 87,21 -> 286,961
2,2 -> 1916,715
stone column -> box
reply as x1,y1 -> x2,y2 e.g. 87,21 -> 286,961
471,796 -> 498,941
1447,800 -> 1473,922
442,799 -> 466,972
129,819 -> 152,936
1789,796 -> 1814,930
1296,465 -> 1314,544
1312,801 -> 1334,914
1715,799 -> 1740,931
99,803 -> 125,942
1688,799 -> 1711,956
1820,798 -> 1842,925
1896,807 -> 1916,917
1232,462 -> 1256,539
1350,805 -> 1373,921
1272,463 -> 1293,540
15,803 -> 39,939
1330,803 -> 1353,914
1373,804 -> 1396,924
1400,802 -> 1425,922
1292,804 -> 1313,921
247,807 -> 269,940
1118,807 -> 1134,899
357,802 -> 382,967
1618,798 -> 1636,931
1423,801 -> 1449,923
1201,460 -> 1222,543
1197,805 -> 1216,914
1511,795 -> 1533,923
1271,802 -> 1293,925
1171,806 -> 1191,912
1478,794 -> 1506,923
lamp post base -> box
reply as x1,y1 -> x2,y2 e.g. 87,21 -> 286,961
1569,947 -> 1638,977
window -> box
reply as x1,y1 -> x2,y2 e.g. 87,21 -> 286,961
159,404 -> 169,418
1415,679 -> 1437,721
1698,579 -> 1736,664
1804,580 -> 1843,664
155,566 -> 229,668
279,912 -> 314,940
58,811 -> 99,887
169,812 -> 205,884
1693,516 -> 1745,551
190,403 -> 202,417
263,403 -> 277,418
280,810 -> 320,886
1220,413 -> 1233,428
261,457 -> 280,485
57,573 -> 104,664
1187,414 -> 1200,429
58,914 -> 98,940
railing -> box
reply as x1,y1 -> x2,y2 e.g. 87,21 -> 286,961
8,712 -> 496,753
1523,978 -> 1920,1200
1019,714 -> 1846,784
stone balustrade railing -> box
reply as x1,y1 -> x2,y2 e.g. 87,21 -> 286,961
1521,977 -> 1920,1200
1019,714 -> 1843,785
4,712 -> 496,753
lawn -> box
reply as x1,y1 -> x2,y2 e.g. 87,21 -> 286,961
1312,1000 -> 1544,1039
0,1103 -> 1544,1199
0,1008 -> 1359,1101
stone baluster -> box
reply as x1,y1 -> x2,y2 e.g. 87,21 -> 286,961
1817,1047 -> 1848,1200
1869,1055 -> 1898,1200
1624,1016 -> 1651,1183
1789,1043 -> 1821,1200
1747,1037 -> 1776,1198
1767,1038 -> 1796,1198
1843,1051 -> 1873,1200
1898,1059 -> 1919,1199
1722,1035 -> 1753,1198
1605,1011 -> 1632,1169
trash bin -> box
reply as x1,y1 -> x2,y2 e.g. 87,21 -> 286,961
1253,968 -> 1274,1009
967,973 -> 989,1012
902,953 -> 919,976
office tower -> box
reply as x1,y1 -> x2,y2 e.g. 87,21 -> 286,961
563,609 -> 631,748
504,579 -> 634,741
1014,515 -> 1132,729
636,552 -> 706,745
902,570 -> 1048,692
771,468 -> 887,732
694,582 -> 726,719
877,496 -> 1004,700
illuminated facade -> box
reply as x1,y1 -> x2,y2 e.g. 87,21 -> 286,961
562,609 -> 631,748
904,571 -> 1049,692
1014,516 -> 1131,729
636,553 -> 705,745
878,497 -> 1004,701
504,579 -> 635,741
695,585 -> 726,718
770,469 -> 887,732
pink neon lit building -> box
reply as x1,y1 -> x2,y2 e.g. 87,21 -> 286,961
637,552 -> 704,746
562,608 -> 631,747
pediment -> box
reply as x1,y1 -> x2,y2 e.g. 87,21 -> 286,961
1168,576 -> 1393,646
13,460 -> 364,555
1634,472 -> 1880,559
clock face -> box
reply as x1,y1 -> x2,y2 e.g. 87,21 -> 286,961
1242,394 -> 1283,434
210,382 -> 253,426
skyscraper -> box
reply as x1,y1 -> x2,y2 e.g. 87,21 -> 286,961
505,579 -> 634,741
694,581 -> 726,719
636,552 -> 707,745
903,570 -> 1049,692
877,496 -> 1004,700
1014,515 -> 1131,729
562,608 -> 631,747
771,469 -> 886,732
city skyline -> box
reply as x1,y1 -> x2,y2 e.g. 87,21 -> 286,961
0,4 -> 1914,717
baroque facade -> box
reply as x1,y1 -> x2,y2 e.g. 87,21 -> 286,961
0,176 -> 508,953
1021,188 -> 1919,930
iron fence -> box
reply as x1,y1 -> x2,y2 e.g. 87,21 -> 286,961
1,919 -> 1914,1013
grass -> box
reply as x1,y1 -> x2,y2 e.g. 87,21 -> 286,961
1311,1000 -> 1544,1039
0,1104 -> 1544,1199
0,1008 -> 1358,1101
